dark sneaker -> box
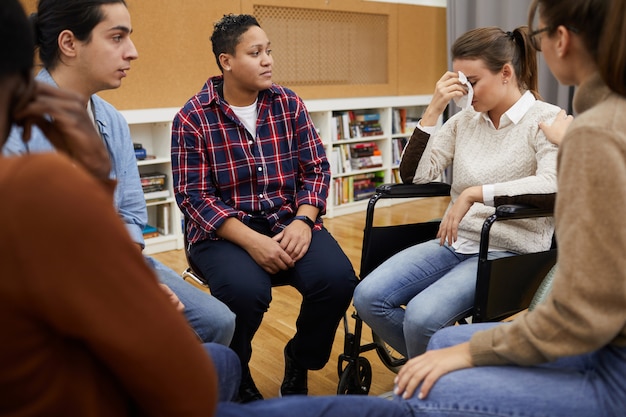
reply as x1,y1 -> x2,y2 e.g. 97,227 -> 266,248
279,341 -> 308,396
237,371 -> 263,403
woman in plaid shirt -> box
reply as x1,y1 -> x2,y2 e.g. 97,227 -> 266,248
171,14 -> 358,403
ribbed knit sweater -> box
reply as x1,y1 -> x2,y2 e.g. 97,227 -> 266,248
401,99 -> 560,254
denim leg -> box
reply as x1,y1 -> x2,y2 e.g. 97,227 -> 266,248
396,324 -> 611,417
353,239 -> 468,357
403,250 -> 515,357
216,395 -> 413,417
202,343 -> 241,402
146,256 -> 236,345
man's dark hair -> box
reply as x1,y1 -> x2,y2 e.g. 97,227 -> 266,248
210,14 -> 261,72
32,0 -> 127,70
0,0 -> 34,79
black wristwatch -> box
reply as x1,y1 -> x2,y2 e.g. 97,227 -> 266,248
294,215 -> 315,229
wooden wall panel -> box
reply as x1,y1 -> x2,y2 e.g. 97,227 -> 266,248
397,4 -> 448,95
98,0 -> 230,110
18,0 -> 446,109
245,0 -> 398,99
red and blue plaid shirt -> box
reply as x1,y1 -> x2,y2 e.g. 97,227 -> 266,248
172,76 -> 330,243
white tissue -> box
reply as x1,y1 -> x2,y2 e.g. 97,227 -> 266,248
453,71 -> 474,110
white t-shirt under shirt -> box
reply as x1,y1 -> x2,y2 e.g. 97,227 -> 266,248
231,100 -> 258,138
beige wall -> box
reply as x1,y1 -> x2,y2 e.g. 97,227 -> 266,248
19,0 -> 446,110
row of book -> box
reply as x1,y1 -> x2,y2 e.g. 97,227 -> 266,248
391,137 -> 408,166
140,172 -> 170,239
332,110 -> 383,140
142,204 -> 170,239
330,141 -> 384,175
141,172 -> 170,200
333,171 -> 385,206
330,108 -> 421,139
392,108 -> 421,135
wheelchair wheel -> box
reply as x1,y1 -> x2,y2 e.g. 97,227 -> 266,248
337,357 -> 372,395
372,331 -> 406,373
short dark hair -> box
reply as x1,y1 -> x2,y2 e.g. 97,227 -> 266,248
210,14 -> 260,72
0,0 -> 34,80
32,0 -> 127,70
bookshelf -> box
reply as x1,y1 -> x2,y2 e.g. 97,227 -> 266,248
119,95 -> 433,254
306,95 -> 433,217
120,108 -> 183,255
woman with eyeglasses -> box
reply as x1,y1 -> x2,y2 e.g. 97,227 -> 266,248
393,0 -> 626,415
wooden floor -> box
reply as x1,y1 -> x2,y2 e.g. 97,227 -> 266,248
152,196 -> 450,399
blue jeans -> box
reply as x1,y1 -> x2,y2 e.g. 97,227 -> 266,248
203,343 -> 414,416
202,343 -> 241,402
217,395 -> 413,417
353,239 -> 515,358
146,256 -> 236,345
397,323 -> 626,417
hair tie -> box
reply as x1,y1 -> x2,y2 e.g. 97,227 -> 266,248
506,31 -> 514,39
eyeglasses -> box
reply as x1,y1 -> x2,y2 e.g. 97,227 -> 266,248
529,26 -> 551,51
529,25 -> 580,51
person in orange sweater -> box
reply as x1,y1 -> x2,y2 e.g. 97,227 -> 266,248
0,0 -> 221,414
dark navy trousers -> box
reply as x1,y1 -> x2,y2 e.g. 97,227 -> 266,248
191,225 -> 357,374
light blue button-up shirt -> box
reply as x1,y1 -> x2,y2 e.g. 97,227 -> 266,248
3,69 -> 147,247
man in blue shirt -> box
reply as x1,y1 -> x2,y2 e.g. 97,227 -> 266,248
2,0 -> 235,348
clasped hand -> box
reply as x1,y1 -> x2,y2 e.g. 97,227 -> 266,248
248,220 -> 312,274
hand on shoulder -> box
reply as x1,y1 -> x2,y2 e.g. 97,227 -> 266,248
539,109 -> 574,146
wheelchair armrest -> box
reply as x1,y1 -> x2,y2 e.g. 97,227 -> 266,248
479,193 -> 556,259
494,203 -> 554,220
492,193 -> 555,219
374,182 -> 451,199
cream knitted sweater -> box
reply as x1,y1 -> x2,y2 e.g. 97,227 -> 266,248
407,99 -> 560,254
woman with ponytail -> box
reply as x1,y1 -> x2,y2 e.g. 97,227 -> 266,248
354,25 -> 561,359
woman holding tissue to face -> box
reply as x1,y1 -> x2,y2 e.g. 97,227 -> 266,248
353,26 -> 560,359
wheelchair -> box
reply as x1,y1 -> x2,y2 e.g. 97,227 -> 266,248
336,182 -> 557,395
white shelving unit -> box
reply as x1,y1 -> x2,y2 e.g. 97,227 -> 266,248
120,108 -> 182,255
306,95 -> 432,217
119,95 -> 432,252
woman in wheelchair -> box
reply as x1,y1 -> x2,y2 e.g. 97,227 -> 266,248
393,0 -> 626,416
354,24 -> 560,359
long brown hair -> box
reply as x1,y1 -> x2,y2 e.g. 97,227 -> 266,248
527,0 -> 607,62
598,0 -> 626,96
451,26 -> 540,99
